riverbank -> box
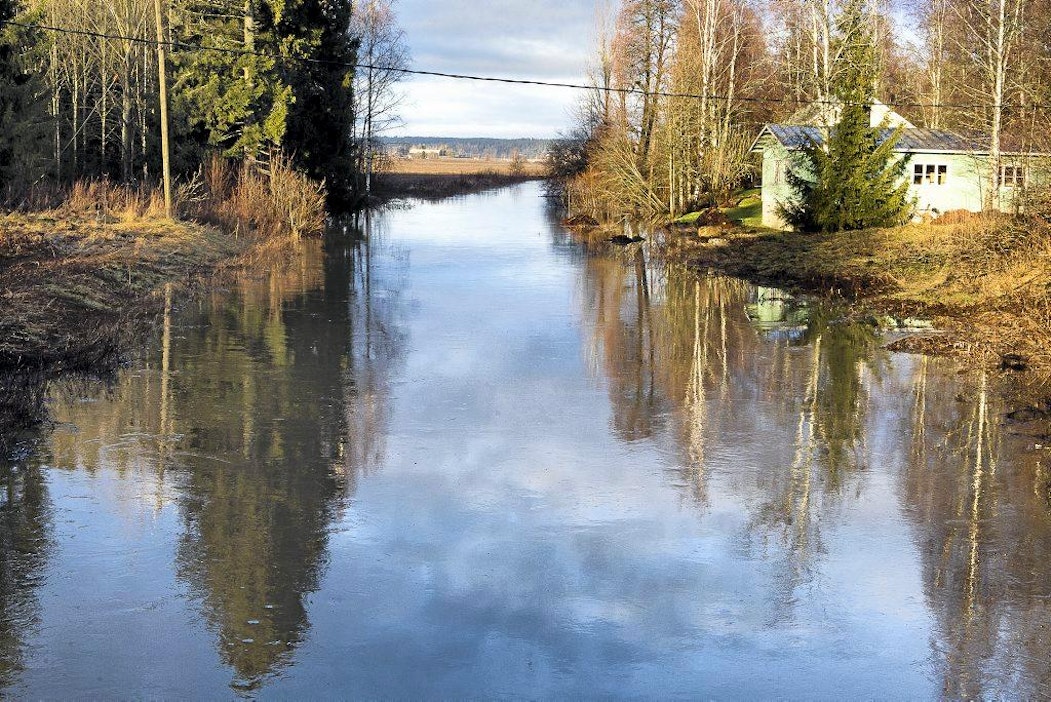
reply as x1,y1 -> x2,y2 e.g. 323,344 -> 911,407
571,211 -> 1051,376
669,215 -> 1050,371
373,157 -> 546,201
0,211 -> 242,372
0,206 -> 265,450
374,172 -> 541,200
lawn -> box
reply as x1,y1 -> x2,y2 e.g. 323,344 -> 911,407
672,187 -> 763,227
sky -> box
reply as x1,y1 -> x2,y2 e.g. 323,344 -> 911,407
389,0 -> 600,139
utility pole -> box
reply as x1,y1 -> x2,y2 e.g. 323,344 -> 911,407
154,0 -> 173,218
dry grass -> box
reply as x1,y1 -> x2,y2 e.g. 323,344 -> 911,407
0,156 -> 328,443
0,209 -> 238,369
383,156 -> 546,177
0,151 -> 325,358
0,152 -> 327,374
0,158 -> 330,446
661,212 -> 1051,370
182,153 -> 327,241
0,209 -> 244,449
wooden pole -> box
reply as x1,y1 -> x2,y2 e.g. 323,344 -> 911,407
153,0 -> 173,218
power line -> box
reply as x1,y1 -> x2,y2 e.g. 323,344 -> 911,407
4,17 -> 1051,113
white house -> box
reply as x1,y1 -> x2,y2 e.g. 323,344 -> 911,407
750,101 -> 1047,229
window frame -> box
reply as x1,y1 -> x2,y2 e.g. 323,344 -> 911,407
913,162 -> 948,186
999,164 -> 1025,188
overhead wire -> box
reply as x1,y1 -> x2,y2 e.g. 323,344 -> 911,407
3,17 -> 1051,113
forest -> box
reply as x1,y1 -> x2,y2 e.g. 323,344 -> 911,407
0,0 -> 407,209
552,0 -> 1051,221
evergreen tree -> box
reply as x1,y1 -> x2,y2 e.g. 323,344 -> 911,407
172,0 -> 296,163
0,0 -> 49,194
171,0 -> 358,203
780,0 -> 914,232
282,0 -> 359,206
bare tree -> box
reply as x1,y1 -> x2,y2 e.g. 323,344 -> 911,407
947,0 -> 1027,207
350,0 -> 409,197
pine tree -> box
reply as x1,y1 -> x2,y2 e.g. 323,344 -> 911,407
780,0 -> 914,232
283,0 -> 359,205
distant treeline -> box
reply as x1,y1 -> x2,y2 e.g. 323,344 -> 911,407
380,137 -> 555,160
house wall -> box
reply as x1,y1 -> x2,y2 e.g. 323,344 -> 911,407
908,154 -> 986,216
760,149 -> 1048,228
760,143 -> 795,229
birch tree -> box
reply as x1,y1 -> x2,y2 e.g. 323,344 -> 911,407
350,0 -> 408,197
664,0 -> 759,211
947,0 -> 1027,206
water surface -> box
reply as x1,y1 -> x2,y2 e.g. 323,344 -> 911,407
2,183 -> 1050,698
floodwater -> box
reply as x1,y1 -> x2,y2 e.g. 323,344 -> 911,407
2,182 -> 1050,699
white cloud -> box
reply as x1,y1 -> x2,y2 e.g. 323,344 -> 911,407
392,77 -> 582,138
387,0 -> 600,137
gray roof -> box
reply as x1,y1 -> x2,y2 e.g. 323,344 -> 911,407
757,124 -> 989,154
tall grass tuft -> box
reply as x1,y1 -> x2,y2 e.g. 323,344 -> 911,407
186,152 -> 327,241
57,179 -> 166,222
4,151 -> 327,241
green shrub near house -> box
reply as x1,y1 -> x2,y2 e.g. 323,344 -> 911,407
779,0 -> 913,233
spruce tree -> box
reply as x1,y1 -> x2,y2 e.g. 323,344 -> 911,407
282,0 -> 359,206
780,0 -> 914,232
172,0 -> 358,203
0,0 -> 49,194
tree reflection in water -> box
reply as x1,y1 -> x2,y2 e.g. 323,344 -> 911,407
173,225 -> 405,690
903,367 -> 1051,699
45,223 -> 406,691
579,239 -> 1051,698
0,458 -> 51,688
580,248 -> 668,442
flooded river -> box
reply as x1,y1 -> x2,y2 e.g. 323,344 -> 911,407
2,182 -> 1051,698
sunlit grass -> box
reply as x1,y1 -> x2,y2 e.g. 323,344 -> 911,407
663,210 -> 1051,368
382,156 -> 546,177
671,187 -> 763,227
723,188 -> 762,226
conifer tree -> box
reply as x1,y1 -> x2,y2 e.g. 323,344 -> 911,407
283,0 -> 359,205
0,0 -> 49,193
780,0 -> 913,232
171,0 -> 358,202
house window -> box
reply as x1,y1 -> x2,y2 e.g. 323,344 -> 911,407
999,165 -> 1025,188
913,163 -> 948,185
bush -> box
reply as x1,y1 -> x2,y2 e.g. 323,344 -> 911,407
184,152 -> 327,240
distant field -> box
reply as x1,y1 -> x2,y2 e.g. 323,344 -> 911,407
382,157 -> 547,177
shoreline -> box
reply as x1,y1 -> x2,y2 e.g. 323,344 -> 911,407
568,215 -> 1051,398
0,212 -> 246,373
370,172 -> 542,202
0,210 -> 260,450
0,176 -> 539,450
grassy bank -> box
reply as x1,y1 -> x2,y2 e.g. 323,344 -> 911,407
0,209 -> 242,450
375,172 -> 540,200
660,211 -> 1051,371
0,211 -> 238,371
0,159 -> 328,450
383,156 -> 547,177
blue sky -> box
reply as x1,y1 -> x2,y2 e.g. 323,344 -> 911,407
389,0 -> 599,138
